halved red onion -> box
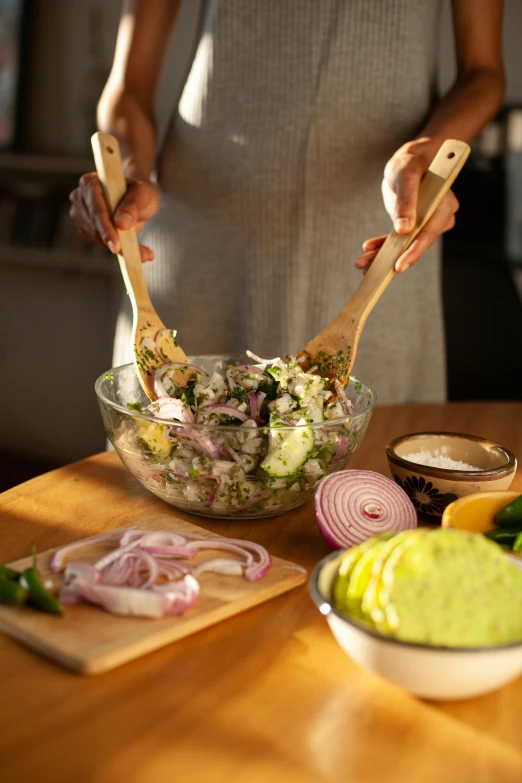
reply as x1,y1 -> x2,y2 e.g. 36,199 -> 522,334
314,470 -> 417,550
202,404 -> 249,421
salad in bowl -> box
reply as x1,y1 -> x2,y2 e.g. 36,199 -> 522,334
96,353 -> 376,518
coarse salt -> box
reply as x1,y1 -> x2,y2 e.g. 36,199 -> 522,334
401,451 -> 482,471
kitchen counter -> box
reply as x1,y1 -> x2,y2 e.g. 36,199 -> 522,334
1,402 -> 522,783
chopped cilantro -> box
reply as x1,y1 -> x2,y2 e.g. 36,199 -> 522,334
232,387 -> 247,404
180,378 -> 196,407
259,378 -> 279,400
127,401 -> 143,412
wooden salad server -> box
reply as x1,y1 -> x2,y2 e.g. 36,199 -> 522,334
296,139 -> 471,388
91,131 -> 191,401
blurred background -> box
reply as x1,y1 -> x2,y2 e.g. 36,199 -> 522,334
0,0 -> 521,491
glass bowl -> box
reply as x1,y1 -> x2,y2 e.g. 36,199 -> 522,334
95,356 -> 376,519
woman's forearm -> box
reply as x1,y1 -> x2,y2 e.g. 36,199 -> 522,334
413,66 -> 506,161
97,87 -> 157,183
95,0 -> 182,183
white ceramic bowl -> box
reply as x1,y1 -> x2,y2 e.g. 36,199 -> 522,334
309,550 -> 522,701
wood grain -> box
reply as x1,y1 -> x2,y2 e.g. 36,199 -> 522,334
0,403 -> 522,782
0,516 -> 306,675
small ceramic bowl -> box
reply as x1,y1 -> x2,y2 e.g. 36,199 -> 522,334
309,549 -> 522,701
386,432 -> 517,522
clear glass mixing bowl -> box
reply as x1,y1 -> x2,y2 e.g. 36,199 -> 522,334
95,356 -> 376,519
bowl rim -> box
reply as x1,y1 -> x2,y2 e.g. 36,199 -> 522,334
386,431 -> 516,481
95,360 -> 377,431
308,549 -> 522,654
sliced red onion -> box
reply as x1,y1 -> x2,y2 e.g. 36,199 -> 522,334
156,559 -> 190,579
50,531 -> 122,573
140,545 -> 198,558
59,580 -> 171,618
153,364 -> 179,399
119,531 -> 189,548
135,548 -> 160,589
248,392 -> 259,423
202,404 -> 249,421
192,558 -> 245,577
140,336 -> 157,353
237,486 -> 264,512
332,436 -> 349,464
154,329 -> 179,363
225,445 -> 249,471
334,380 -> 353,416
245,350 -> 279,365
314,470 -> 417,550
64,562 -> 101,584
150,574 -> 200,615
53,529 -> 272,618
148,396 -> 194,423
93,542 -> 142,572
203,476 -> 221,508
188,538 -> 271,581
172,427 -> 221,459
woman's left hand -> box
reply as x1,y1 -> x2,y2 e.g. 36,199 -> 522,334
356,139 -> 459,274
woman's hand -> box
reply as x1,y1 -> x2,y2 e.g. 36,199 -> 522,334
356,139 -> 459,274
69,173 -> 160,262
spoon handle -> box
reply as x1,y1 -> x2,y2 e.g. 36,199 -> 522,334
346,139 -> 470,326
91,132 -> 152,313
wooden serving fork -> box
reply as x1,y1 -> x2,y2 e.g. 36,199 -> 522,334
296,139 -> 470,387
92,132 -> 191,400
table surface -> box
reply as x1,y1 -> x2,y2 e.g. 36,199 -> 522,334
1,403 -> 522,783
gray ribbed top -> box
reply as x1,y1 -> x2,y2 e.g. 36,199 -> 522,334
114,0 -> 445,404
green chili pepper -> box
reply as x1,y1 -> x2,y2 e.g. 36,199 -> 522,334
0,578 -> 28,605
484,528 -> 519,547
0,565 -> 21,581
19,546 -> 64,616
495,495 -> 522,528
513,531 -> 522,554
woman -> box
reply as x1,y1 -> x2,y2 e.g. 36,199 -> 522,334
70,0 -> 505,403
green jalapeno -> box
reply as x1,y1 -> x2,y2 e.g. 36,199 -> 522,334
0,578 -> 28,605
19,547 -> 64,616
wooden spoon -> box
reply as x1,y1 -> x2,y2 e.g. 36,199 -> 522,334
91,131 -> 191,401
296,139 -> 471,387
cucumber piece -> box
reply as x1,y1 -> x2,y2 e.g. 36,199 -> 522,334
260,421 -> 314,477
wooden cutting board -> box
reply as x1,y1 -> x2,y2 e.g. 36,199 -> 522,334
0,515 -> 307,675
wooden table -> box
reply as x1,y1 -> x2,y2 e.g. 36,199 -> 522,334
1,403 -> 522,783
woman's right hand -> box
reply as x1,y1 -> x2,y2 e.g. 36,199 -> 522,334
69,173 -> 160,262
